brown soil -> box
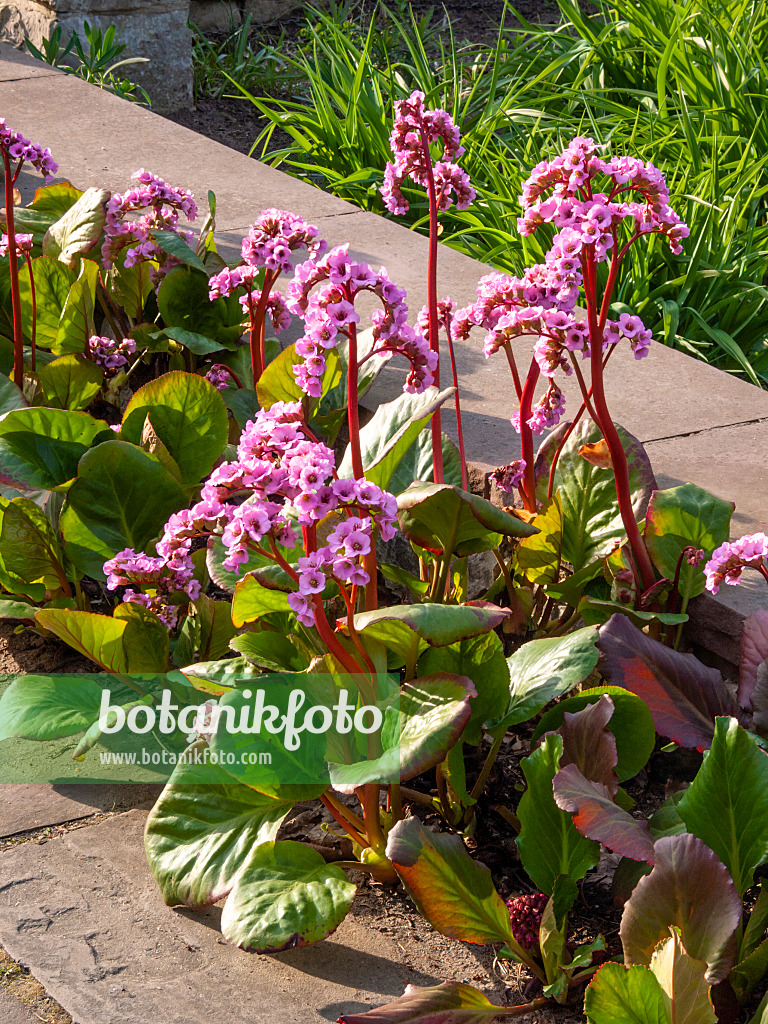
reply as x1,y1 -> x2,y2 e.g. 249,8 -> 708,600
0,948 -> 72,1024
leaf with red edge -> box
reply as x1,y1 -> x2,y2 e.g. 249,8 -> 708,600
336,982 -> 510,1023
740,610 -> 768,710
385,817 -> 514,946
553,764 -> 656,863
620,833 -> 741,984
597,615 -> 742,750
555,693 -> 618,795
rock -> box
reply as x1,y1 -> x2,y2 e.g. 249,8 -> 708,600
188,0 -> 241,33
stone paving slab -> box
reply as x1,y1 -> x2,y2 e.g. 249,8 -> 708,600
0,988 -> 42,1024
0,810 -> 502,1024
0,784 -> 161,839
0,47 -> 60,83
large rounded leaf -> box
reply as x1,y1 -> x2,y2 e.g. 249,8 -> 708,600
220,840 -> 356,952
17,256 -> 75,347
0,495 -> 68,596
36,604 -> 169,673
60,440 -> 187,579
120,371 -> 228,484
144,741 -> 294,909
0,407 -> 109,490
397,482 -> 538,556
535,420 -> 656,571
584,962 -> 671,1024
487,626 -> 600,735
157,267 -> 243,349
0,672 -> 139,741
42,186 -> 108,267
39,354 -> 103,410
620,833 -> 741,984
337,982 -> 509,1024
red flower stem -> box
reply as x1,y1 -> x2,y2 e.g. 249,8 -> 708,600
338,583 -> 377,676
346,314 -> 378,611
361,783 -> 386,854
582,250 -> 656,592
23,252 -> 36,372
320,793 -> 369,847
443,306 -> 468,489
568,353 -> 598,422
247,270 -> 276,385
418,123 -> 444,485
518,359 -> 540,513
3,150 -> 24,385
503,342 -> 523,401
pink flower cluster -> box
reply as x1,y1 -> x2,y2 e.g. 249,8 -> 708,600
0,233 -> 33,256
240,208 -> 326,273
518,136 -> 689,256
511,380 -> 567,435
103,548 -> 201,629
287,243 -> 438,396
0,119 -> 57,180
381,91 -> 475,215
207,264 -> 291,333
106,401 -> 398,630
87,334 -> 137,373
506,893 -> 548,951
491,461 -> 527,494
705,534 -> 768,594
101,169 -> 197,281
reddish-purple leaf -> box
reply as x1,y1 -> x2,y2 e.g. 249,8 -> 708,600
336,982 -> 509,1023
553,764 -> 655,863
620,834 -> 741,984
556,693 -> 618,795
597,615 -> 742,750
740,611 -> 768,710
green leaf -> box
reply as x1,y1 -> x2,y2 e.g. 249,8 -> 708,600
516,493 -> 563,585
36,604 -> 169,672
397,482 -> 538,556
535,420 -> 656,572
533,686 -> 656,783
164,326 -> 232,355
17,257 -> 76,348
338,386 -> 455,490
748,992 -> 768,1024
107,247 -> 152,320
742,884 -> 768,959
39,354 -> 103,410
651,928 -> 728,1024
516,733 -> 600,895
386,816 -> 514,945
54,257 -> 99,355
231,573 -> 292,627
220,840 -> 356,952
230,631 -> 309,672
336,981 -> 510,1023
328,672 -> 475,790
620,833 -> 741,984
0,373 -> 27,416
677,717 -> 768,895
0,672 -> 140,741
144,741 -> 294,909
192,595 -> 237,662
151,229 -> 209,274
584,962 -> 669,1024
13,181 -> 83,241
348,601 -> 512,669
59,441 -> 187,579
578,597 -> 688,629
0,598 -> 39,619
645,484 -> 734,600
487,626 -> 600,734
157,267 -> 243,349
417,632 -> 508,746
120,371 -> 229,485
0,496 -> 67,596
42,187 -> 108,267
731,935 -> 768,1002
0,407 -> 109,491
388,430 -> 463,494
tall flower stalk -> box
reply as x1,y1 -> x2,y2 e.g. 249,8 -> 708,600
0,120 -> 57,384
381,91 -> 475,486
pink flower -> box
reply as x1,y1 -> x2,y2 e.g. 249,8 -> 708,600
705,534 -> 768,593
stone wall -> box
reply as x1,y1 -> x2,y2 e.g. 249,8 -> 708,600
189,0 -> 303,32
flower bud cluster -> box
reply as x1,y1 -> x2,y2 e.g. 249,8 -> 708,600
287,243 -> 437,397
101,169 -> 197,282
505,893 -> 548,951
0,119 -> 57,180
381,91 -> 475,215
103,548 -> 201,629
705,533 -> 768,594
87,334 -> 137,373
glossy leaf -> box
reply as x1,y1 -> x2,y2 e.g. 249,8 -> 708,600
144,741 -> 294,909
13,181 -> 82,240
534,686 -> 655,783
220,840 -> 356,952
329,672 -> 475,792
644,484 -> 734,600
487,626 -> 600,734
36,604 -> 170,673
598,615 -> 742,750
515,493 -> 563,585
388,430 -> 463,493
386,816 -> 514,945
231,573 -> 292,627
151,229 -> 208,274
650,927 -> 715,1024
0,373 -> 26,416
157,267 -> 243,349
256,341 -> 341,409
740,610 -> 768,710
417,632 -> 508,746
677,717 -> 768,895
191,595 -> 237,662
0,407 -> 109,490
107,247 -> 152,320
337,386 -> 455,489
42,186 -> 108,267
516,733 -> 600,894
620,833 -> 741,984
555,693 -> 619,794
584,962 -> 669,1024
17,256 -> 75,348
535,420 -> 656,572
579,597 -> 688,629
230,631 -> 309,672
0,495 -> 67,596
39,354 -> 103,410
337,982 -> 513,1024
397,482 -> 537,556
553,764 -> 656,863
54,257 -> 99,355
59,441 -> 187,579
120,371 -> 229,485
